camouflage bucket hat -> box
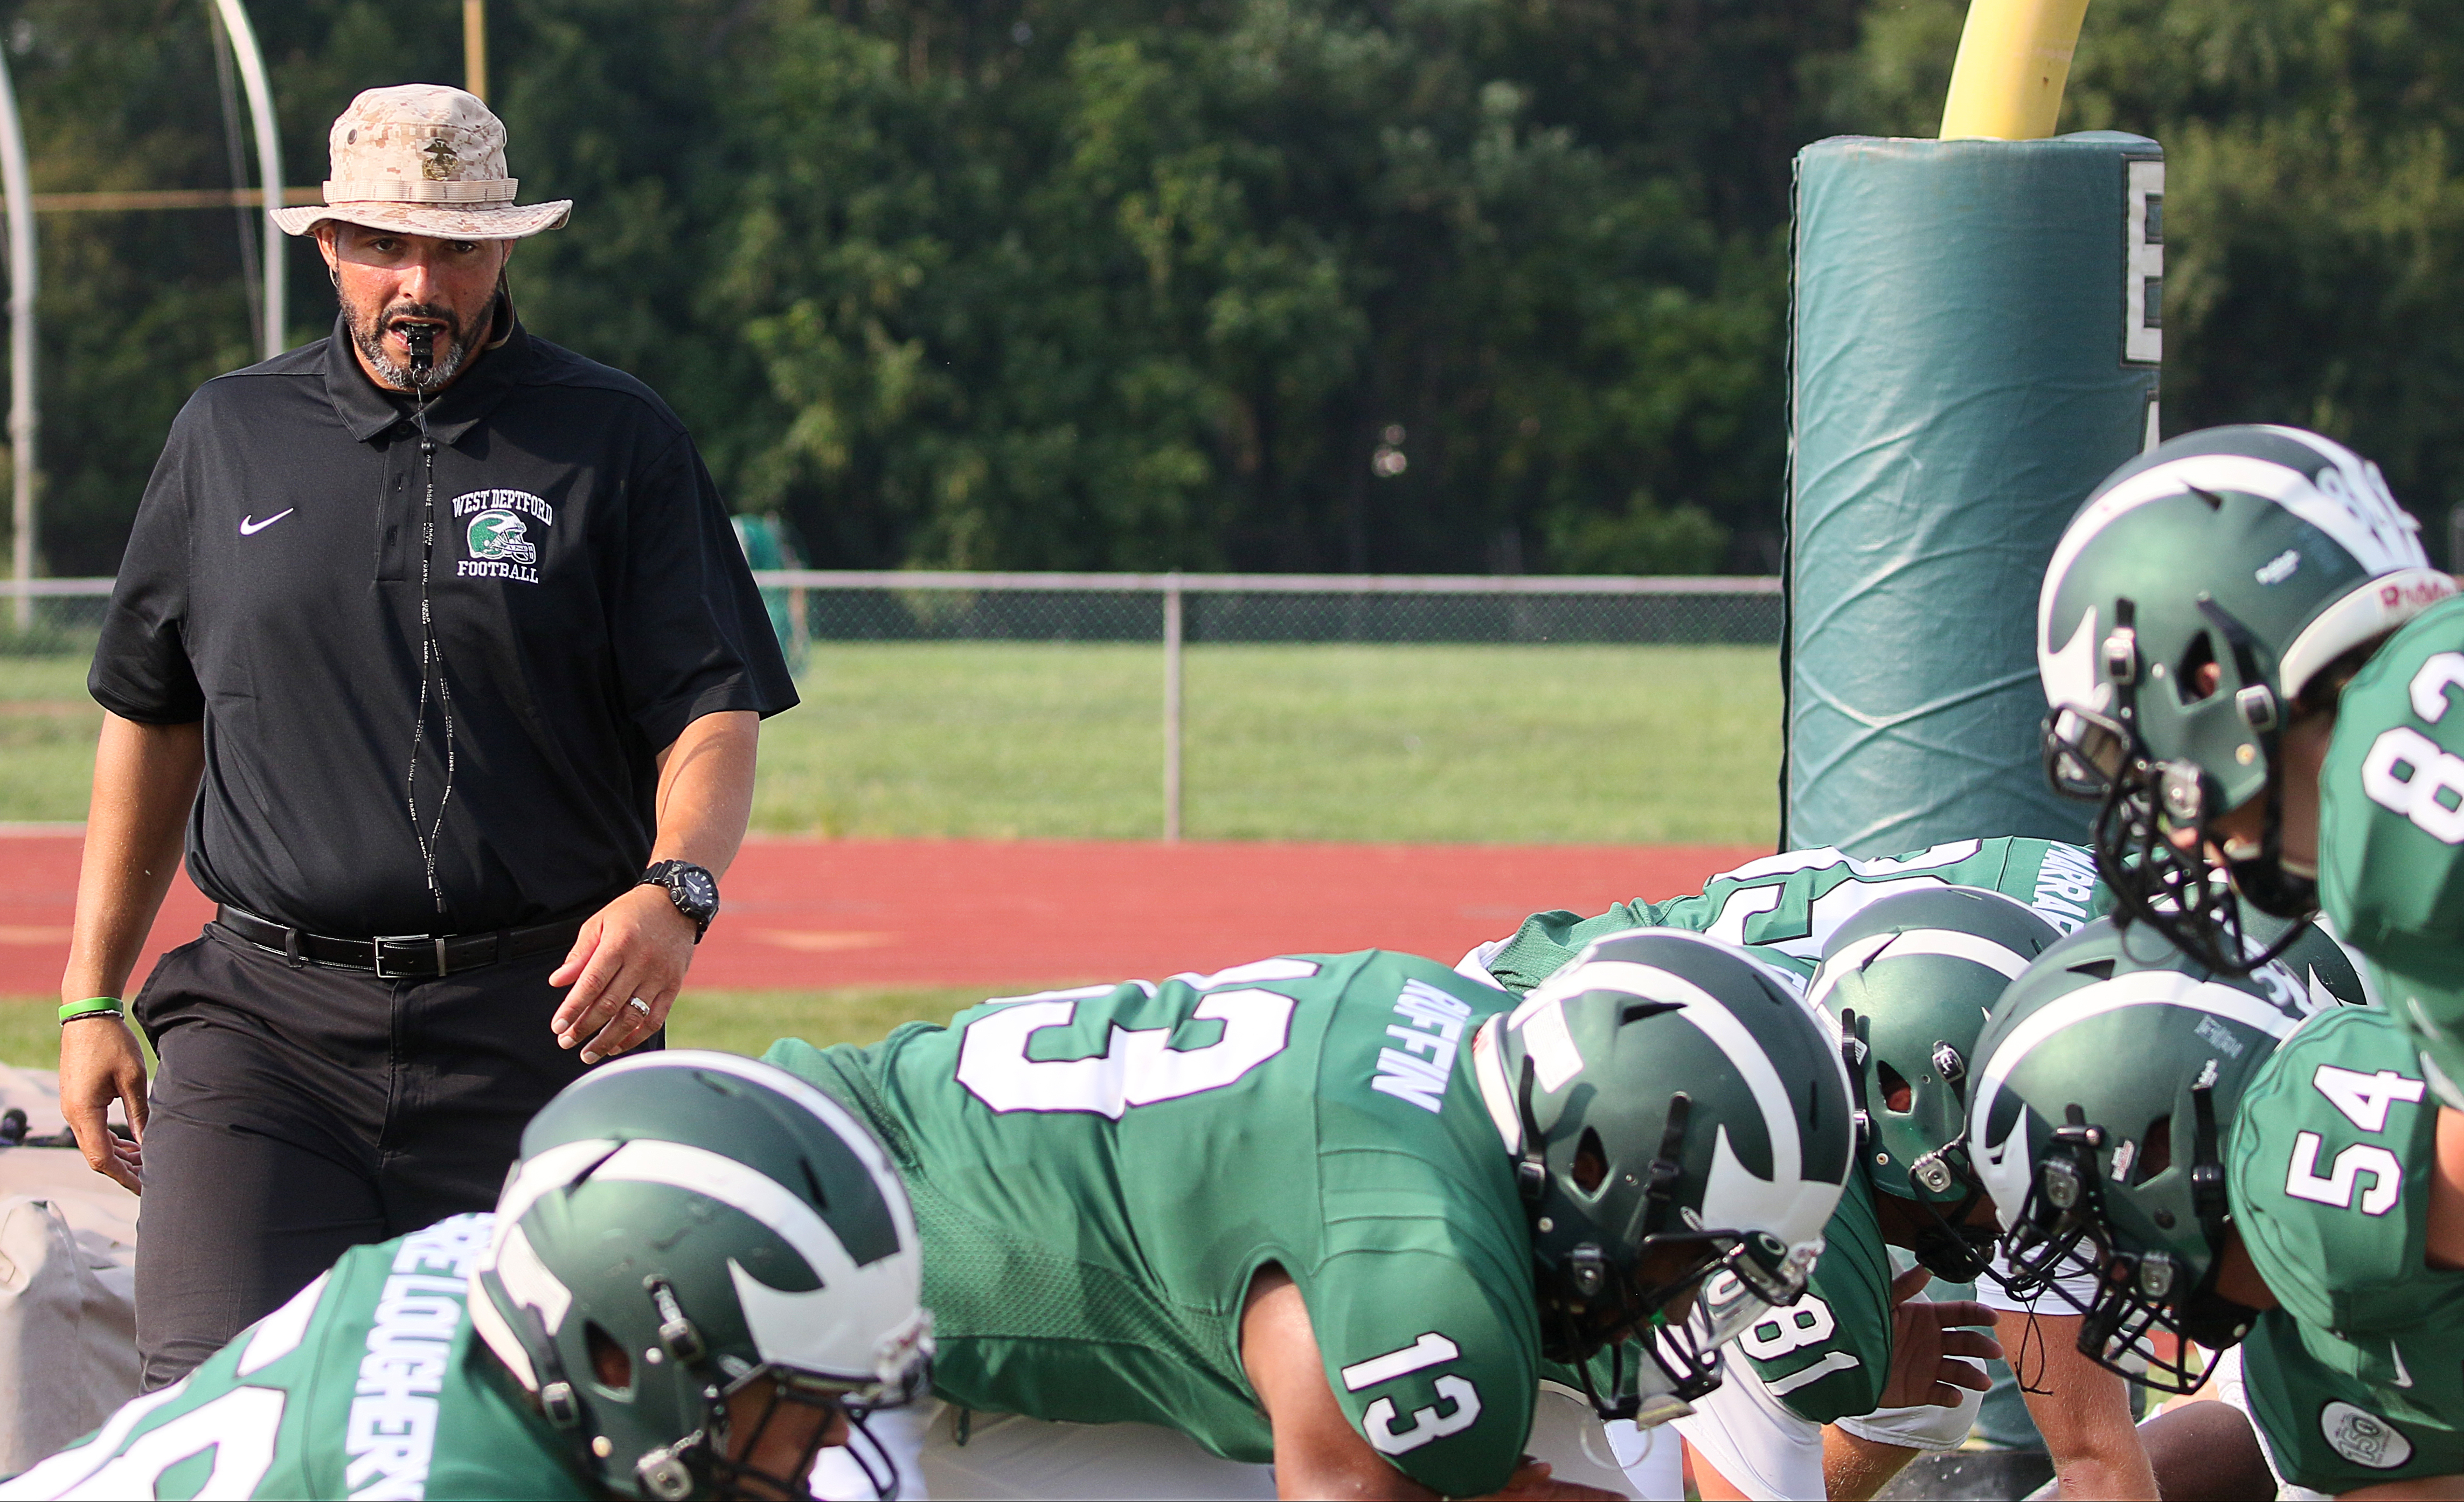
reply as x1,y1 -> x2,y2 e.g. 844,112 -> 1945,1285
270,84 -> 571,240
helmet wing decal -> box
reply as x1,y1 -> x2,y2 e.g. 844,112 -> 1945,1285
590,1139 -> 923,1376
1546,960 -> 1848,1249
2089,453 -> 2426,578
1520,954 -> 1822,1221
1803,932 -> 1894,1016
1969,972 -> 2306,1221
2039,601 -> 2106,714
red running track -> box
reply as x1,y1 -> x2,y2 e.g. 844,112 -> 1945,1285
0,835 -> 1762,995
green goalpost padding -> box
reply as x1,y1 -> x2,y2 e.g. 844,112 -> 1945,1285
1782,131 -> 2163,856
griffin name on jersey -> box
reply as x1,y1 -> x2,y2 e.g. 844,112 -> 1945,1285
0,1215 -> 588,1501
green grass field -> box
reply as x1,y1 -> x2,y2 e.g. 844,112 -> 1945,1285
0,985 -> 984,1070
0,655 -> 107,824
0,641 -> 1779,841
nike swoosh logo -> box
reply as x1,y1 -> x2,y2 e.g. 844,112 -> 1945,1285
238,509 -> 295,536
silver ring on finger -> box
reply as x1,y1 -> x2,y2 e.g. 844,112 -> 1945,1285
626,996 -> 653,1018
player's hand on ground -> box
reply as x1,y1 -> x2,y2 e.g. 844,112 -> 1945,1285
1878,1265 -> 2000,1409
58,1014 -> 148,1192
551,884 -> 697,1064
1470,1457 -> 1629,1500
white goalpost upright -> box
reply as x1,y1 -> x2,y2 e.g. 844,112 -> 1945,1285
0,48 -> 31,632
1,1 -> 283,626
206,0 -> 286,364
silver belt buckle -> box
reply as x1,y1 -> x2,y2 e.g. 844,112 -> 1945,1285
371,934 -> 435,979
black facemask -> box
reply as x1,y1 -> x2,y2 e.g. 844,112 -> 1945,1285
1996,1094 -> 2250,1395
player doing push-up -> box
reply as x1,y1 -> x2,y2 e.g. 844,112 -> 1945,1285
765,937 -> 1857,1500
0,1052 -> 932,1501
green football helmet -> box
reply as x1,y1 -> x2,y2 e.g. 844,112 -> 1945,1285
1474,929 -> 1855,1427
1806,886 -> 2063,1282
2037,424 -> 2449,973
470,1051 -> 932,1500
1967,918 -> 2324,1392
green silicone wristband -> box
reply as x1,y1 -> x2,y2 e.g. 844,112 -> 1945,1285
58,996 -> 126,1025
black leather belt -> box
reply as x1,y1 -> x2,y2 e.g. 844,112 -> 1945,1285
214,905 -> 586,979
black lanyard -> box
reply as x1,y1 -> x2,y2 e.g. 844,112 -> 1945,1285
402,328 -> 455,918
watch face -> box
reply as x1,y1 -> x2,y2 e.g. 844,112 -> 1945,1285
680,870 -> 717,912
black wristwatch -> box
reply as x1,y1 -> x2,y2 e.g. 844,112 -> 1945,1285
641,860 -> 719,941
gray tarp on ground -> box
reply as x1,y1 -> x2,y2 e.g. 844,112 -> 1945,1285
0,1067 -> 140,1474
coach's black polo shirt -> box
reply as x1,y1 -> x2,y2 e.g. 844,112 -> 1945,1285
91,315 -> 796,938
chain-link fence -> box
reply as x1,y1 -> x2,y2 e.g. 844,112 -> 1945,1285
2,573 -> 1785,842
0,578 -> 110,655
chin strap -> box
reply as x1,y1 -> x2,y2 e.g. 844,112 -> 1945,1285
523,1305 -> 602,1479
1573,1339 -> 1643,1423
2189,1073 -> 2229,1252
1838,1008 -> 1873,1151
1514,1055 -> 1547,1207
1641,1093 -> 1692,1238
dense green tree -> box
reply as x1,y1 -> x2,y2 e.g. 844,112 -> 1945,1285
1816,0 -> 2464,556
9,1 -> 2459,579
2,0 -> 1842,577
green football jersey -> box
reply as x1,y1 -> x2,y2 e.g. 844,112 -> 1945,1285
2321,594 -> 2464,1100
1479,837 -> 2109,993
1546,1165 -> 1894,1428
0,1215 -> 586,1501
764,951 -> 1538,1498
1737,1169 -> 1892,1424
2229,1005 -> 2464,1493
1487,840 -> 2099,1432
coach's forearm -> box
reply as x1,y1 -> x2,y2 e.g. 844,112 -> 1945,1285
61,713 -> 202,1003
650,709 -> 758,877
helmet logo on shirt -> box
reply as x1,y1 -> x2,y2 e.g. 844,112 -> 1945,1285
453,490 -> 553,584
467,510 -> 537,565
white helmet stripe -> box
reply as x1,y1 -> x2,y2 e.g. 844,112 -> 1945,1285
594,1139 -> 862,1285
587,1049 -> 901,1184
492,1138 -> 626,1241
2040,441 -> 2430,704
1803,931 -> 1894,1016
1671,986 -> 1800,1192
1975,969 -> 2302,1109
583,1049 -> 922,1273
1873,929 -> 2035,980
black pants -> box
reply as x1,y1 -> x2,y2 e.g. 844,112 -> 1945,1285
130,924 -> 658,1387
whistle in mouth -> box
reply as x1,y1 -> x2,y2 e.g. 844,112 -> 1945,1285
406,325 -> 435,379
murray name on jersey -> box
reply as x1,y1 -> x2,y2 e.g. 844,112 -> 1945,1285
765,951 -> 1541,1497
1479,837 -> 2109,992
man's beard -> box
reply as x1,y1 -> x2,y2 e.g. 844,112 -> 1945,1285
350,299 -> 468,392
